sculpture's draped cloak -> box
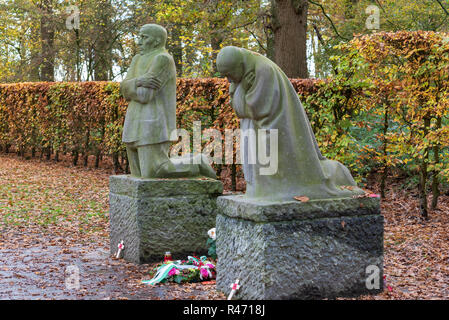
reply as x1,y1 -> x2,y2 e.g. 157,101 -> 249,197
121,48 -> 177,146
233,51 -> 349,201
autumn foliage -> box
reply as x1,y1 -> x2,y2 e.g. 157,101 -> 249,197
1,32 -> 449,217
334,31 -> 449,217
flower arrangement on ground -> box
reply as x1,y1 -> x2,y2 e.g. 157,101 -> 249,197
142,255 -> 216,285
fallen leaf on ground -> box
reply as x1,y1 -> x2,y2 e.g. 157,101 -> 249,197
294,196 -> 309,202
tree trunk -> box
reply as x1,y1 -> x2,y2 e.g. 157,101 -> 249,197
75,29 -> 82,81
431,116 -> 442,210
113,152 -> 122,173
39,0 -> 55,81
168,25 -> 183,77
124,154 -> 130,174
93,0 -> 113,81
419,116 -> 431,220
380,103 -> 389,199
95,125 -> 105,169
72,149 -> 79,166
210,28 -> 224,76
30,26 -> 41,81
83,129 -> 90,167
271,0 -> 309,78
46,146 -> 52,161
231,164 -> 237,191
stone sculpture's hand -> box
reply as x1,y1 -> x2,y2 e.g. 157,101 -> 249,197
136,77 -> 162,90
242,71 -> 255,92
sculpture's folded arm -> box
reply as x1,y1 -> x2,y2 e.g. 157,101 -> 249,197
139,54 -> 173,91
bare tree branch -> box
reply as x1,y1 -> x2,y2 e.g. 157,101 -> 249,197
435,0 -> 449,16
244,26 -> 267,52
308,0 -> 350,41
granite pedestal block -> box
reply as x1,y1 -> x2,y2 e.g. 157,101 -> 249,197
109,175 -> 223,264
216,195 -> 384,300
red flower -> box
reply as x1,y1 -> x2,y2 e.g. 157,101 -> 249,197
383,275 -> 393,292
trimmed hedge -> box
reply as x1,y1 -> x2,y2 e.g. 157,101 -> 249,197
0,79 -> 321,171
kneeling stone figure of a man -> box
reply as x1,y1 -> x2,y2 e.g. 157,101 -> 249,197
120,24 -> 216,179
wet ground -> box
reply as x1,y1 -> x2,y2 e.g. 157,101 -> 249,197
0,228 -> 223,300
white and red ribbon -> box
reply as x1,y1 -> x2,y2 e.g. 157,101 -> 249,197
228,279 -> 240,300
116,240 -> 124,259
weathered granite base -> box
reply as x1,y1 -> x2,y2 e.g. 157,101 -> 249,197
109,175 -> 223,264
216,195 -> 384,300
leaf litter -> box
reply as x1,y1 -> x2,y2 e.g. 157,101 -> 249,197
0,153 -> 448,299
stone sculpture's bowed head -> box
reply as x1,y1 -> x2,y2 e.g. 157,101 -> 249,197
216,46 -> 245,83
138,24 -> 168,52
